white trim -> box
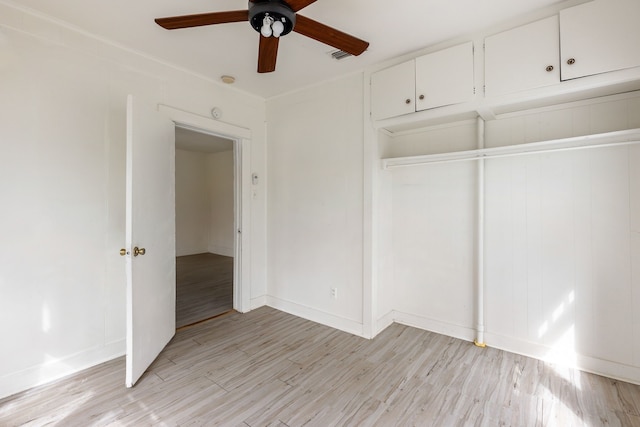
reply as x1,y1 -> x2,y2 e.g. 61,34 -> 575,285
0,340 -> 125,400
176,247 -> 210,257
362,69 -> 377,339
484,332 -> 640,386
392,310 -> 477,343
159,104 -> 253,314
158,105 -> 252,140
375,313 -> 640,385
266,296 -> 365,338
375,310 -> 395,336
236,137 -> 253,313
207,245 -> 234,257
250,295 -> 267,310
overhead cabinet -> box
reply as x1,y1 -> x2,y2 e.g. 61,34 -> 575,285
370,61 -> 416,121
371,42 -> 474,121
484,16 -> 560,97
485,0 -> 640,97
560,0 -> 640,81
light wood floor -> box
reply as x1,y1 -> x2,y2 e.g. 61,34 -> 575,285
176,253 -> 233,328
2,307 -> 640,426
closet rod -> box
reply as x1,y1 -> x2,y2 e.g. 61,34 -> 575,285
383,129 -> 640,169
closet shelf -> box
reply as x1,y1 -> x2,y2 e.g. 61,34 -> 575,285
382,128 -> 640,169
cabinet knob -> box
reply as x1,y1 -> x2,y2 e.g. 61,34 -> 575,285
546,65 -> 554,72
419,94 -> 425,100
405,98 -> 411,104
567,58 -> 576,65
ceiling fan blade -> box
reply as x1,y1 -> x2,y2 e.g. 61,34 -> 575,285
248,0 -> 316,12
293,15 -> 369,56
285,0 -> 318,12
258,35 -> 280,73
155,10 -> 249,30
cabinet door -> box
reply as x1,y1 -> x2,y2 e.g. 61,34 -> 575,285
560,0 -> 640,80
484,16 -> 560,97
415,42 -> 474,111
371,60 -> 415,120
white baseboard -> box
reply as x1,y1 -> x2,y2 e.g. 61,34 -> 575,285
380,312 -> 640,384
375,310 -> 395,337
484,332 -> 640,385
266,296 -> 364,338
0,339 -> 125,400
176,247 -> 210,257
250,295 -> 267,310
391,310 -> 477,343
208,245 -> 234,257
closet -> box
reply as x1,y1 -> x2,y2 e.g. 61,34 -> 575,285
369,0 -> 640,384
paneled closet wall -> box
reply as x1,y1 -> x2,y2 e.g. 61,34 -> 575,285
380,93 -> 640,383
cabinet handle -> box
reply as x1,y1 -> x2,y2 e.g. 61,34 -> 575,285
567,58 -> 576,65
546,65 -> 554,72
419,94 -> 425,100
405,98 -> 412,104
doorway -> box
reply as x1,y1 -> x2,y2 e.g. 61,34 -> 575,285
174,127 -> 235,328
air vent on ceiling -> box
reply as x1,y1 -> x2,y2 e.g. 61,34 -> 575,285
328,49 -> 353,61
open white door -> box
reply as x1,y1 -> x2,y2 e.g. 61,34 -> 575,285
124,95 -> 176,387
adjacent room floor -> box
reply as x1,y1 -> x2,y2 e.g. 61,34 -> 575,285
2,307 -> 640,426
176,253 -> 233,328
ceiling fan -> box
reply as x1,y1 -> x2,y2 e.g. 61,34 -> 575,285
155,0 -> 369,73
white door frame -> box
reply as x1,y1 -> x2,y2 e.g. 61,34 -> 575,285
159,104 -> 252,313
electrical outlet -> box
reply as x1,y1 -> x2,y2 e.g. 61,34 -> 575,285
331,287 -> 338,299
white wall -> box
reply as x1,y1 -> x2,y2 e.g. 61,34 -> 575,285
379,93 -> 640,383
381,122 -> 480,340
175,149 -> 210,256
0,3 -> 266,399
207,150 -> 235,257
175,149 -> 234,257
266,74 -> 365,335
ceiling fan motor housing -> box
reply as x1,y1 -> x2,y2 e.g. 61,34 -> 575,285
249,0 -> 296,36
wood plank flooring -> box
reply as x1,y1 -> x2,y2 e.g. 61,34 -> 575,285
176,253 -> 233,328
2,307 -> 640,426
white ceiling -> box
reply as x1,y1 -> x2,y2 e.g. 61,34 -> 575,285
10,0 -> 569,98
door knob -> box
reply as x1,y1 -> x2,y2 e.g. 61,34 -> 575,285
133,247 -> 146,257
120,248 -> 127,256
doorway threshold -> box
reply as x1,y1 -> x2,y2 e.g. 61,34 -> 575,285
176,309 -> 236,332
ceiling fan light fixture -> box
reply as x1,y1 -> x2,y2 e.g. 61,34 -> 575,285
260,15 -> 274,37
249,0 -> 295,38
272,20 -> 285,38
